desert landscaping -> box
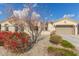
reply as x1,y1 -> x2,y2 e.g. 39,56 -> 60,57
0,3 -> 79,56
0,31 -> 79,56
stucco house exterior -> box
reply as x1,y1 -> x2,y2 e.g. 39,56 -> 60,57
0,19 -> 15,32
0,18 -> 31,34
0,17 -> 79,35
47,22 -> 55,32
0,17 -> 44,34
48,18 -> 79,35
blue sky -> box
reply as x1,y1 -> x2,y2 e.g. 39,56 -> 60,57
0,3 -> 79,21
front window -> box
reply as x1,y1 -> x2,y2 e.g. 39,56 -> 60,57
0,24 -> 1,31
15,26 -> 18,32
5,24 -> 9,31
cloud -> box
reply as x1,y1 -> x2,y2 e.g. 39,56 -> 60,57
13,8 -> 30,19
31,11 -> 40,19
23,4 -> 28,8
45,17 -> 48,20
50,14 -> 53,16
32,4 -> 37,7
13,8 -> 40,19
63,14 -> 75,18
23,3 -> 37,8
0,11 -> 2,15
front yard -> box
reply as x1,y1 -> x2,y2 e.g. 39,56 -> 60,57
0,31 -> 79,56
0,31 -> 51,56
48,34 -> 77,56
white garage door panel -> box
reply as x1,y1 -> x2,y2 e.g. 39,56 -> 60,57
55,26 -> 75,35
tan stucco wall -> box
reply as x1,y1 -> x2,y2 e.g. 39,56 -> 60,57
48,23 -> 55,32
0,20 -> 42,35
47,19 -> 78,35
0,21 -> 15,32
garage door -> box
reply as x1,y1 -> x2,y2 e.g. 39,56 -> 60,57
55,25 -> 75,35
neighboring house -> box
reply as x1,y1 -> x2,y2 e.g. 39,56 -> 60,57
0,17 -> 43,34
0,18 -> 29,33
47,22 -> 55,32
52,18 -> 79,35
0,19 -> 15,32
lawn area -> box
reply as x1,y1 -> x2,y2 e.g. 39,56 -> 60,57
47,46 -> 77,56
49,34 -> 77,56
61,40 -> 75,49
50,34 -> 75,49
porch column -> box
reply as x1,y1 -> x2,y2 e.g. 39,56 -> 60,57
75,25 -> 78,35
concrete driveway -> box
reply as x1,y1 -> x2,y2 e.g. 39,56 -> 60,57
60,34 -> 79,51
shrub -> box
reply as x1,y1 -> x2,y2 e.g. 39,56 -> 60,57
47,46 -> 77,56
61,40 -> 75,49
50,35 -> 63,44
48,46 -> 55,52
20,32 -> 29,38
0,31 -> 31,54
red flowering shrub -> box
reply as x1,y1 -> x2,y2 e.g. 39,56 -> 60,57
0,31 -> 30,53
11,40 -> 18,48
21,38 -> 28,43
0,32 -> 5,40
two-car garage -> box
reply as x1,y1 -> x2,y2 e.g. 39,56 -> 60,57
53,18 -> 78,35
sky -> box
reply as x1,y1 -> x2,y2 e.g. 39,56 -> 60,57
0,3 -> 79,21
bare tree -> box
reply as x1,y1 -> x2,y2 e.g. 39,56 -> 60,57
23,4 -> 45,46
4,4 -> 26,32
26,19 -> 44,44
5,3 -> 45,47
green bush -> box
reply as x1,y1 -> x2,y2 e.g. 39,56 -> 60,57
63,49 -> 77,56
47,46 -> 64,56
61,40 -> 75,49
48,46 -> 55,52
50,35 -> 63,44
47,46 -> 77,56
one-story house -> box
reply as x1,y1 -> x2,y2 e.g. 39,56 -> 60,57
0,17 -> 43,34
48,18 -> 79,35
